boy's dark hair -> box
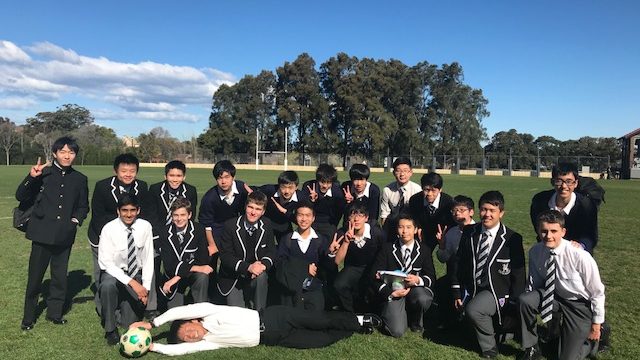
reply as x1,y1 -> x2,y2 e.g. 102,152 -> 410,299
165,160 -> 187,175
348,203 -> 369,217
420,172 -> 443,189
397,211 -> 417,226
247,190 -> 268,208
117,193 -> 140,209
315,164 -> 338,183
478,190 -> 505,211
278,171 -> 299,186
392,156 -> 412,170
113,153 -> 140,171
168,320 -> 189,344
213,160 -> 236,178
170,196 -> 192,215
453,195 -> 474,210
536,209 -> 566,229
52,136 -> 80,154
296,201 -> 315,215
551,162 -> 579,180
349,164 -> 370,180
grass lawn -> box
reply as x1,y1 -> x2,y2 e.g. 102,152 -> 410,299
0,165 -> 637,359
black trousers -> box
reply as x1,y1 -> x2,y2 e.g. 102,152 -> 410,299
259,306 -> 360,348
23,241 -> 71,324
334,265 -> 366,312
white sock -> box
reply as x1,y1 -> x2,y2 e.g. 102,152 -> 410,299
357,315 -> 364,326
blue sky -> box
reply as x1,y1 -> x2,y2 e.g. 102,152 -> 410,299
1,0 -> 638,142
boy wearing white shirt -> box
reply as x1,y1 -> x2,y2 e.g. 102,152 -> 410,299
518,210 -> 607,360
98,194 -> 154,345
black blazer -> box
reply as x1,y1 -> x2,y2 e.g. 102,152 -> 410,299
159,221 -> 209,298
341,180 -> 381,225
275,231 -> 334,292
146,181 -> 198,237
372,239 -> 436,300
530,189 -> 598,252
449,223 -> 525,324
198,180 -> 249,240
408,191 -> 456,250
335,224 -> 385,268
88,176 -> 148,246
16,164 -> 89,247
217,216 -> 276,295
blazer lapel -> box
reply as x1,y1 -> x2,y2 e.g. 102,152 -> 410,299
109,177 -> 119,203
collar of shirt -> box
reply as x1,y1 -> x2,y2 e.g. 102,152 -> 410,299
291,228 -> 319,242
118,218 -> 138,233
356,182 -> 371,199
353,223 -> 372,246
321,185 -> 333,198
52,160 -> 71,173
548,191 -> 577,215
481,222 -> 501,239
400,240 -> 415,254
274,190 -> 298,203
219,181 -> 240,201
244,221 -> 258,233
423,192 -> 441,209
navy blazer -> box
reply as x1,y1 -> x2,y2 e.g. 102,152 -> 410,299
146,181 -> 198,238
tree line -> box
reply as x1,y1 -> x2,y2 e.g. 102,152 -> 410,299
0,52 -> 622,168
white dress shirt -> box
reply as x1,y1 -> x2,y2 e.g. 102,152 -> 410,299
291,228 -> 320,254
548,191 -> 577,215
152,303 -> 260,356
528,239 -> 605,324
98,217 -> 154,290
379,180 -> 421,219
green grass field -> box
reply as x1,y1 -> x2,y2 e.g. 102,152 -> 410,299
0,165 -> 638,359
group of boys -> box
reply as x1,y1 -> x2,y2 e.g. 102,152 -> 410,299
17,137 -> 609,359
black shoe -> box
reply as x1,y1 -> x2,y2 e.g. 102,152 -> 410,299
481,347 -> 498,359
360,313 -> 383,329
45,317 -> 68,325
20,322 -> 35,331
409,325 -> 424,333
517,345 -> 541,360
105,329 -> 120,346
144,310 -> 160,322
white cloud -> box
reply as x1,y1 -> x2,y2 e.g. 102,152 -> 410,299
0,40 -> 236,125
0,97 -> 37,109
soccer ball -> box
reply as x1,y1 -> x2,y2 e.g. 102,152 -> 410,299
120,327 -> 152,358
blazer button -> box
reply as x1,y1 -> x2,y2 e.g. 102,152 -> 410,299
56,216 -> 61,220
61,184 -> 64,187
59,205 -> 63,209
60,194 -> 63,198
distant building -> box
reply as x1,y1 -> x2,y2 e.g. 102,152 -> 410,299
619,128 -> 640,179
122,136 -> 139,148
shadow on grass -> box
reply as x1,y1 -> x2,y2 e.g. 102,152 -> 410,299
35,269 -> 92,319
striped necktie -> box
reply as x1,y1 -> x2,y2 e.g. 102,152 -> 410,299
428,204 -> 436,216
126,227 -> 139,278
403,248 -> 411,270
541,250 -> 557,323
398,187 -> 405,206
165,193 -> 177,226
475,231 -> 490,285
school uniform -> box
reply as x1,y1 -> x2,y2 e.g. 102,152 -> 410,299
146,181 -> 198,237
17,162 -> 89,326
198,180 -> 249,242
408,191 -> 456,251
379,181 -> 421,241
98,217 -> 154,332
159,220 -> 210,309
217,215 -> 276,311
449,222 -> 526,354
258,184 -> 301,243
341,180 -> 381,225
372,238 -> 436,337
88,176 -> 149,315
334,224 -> 385,312
301,180 -> 345,240
150,303 -> 361,355
275,228 -> 335,311
530,190 -> 599,253
519,239 -> 605,360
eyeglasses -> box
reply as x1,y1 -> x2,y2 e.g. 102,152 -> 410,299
553,178 -> 576,186
349,213 -> 367,219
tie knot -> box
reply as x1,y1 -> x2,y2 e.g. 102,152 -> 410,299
126,226 -> 133,234
550,249 -> 556,256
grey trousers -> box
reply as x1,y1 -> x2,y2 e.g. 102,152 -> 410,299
165,272 -> 209,309
381,286 -> 433,338
225,272 -> 268,311
520,290 -> 596,360
99,272 -> 145,333
465,290 -> 499,352
92,245 -> 157,315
